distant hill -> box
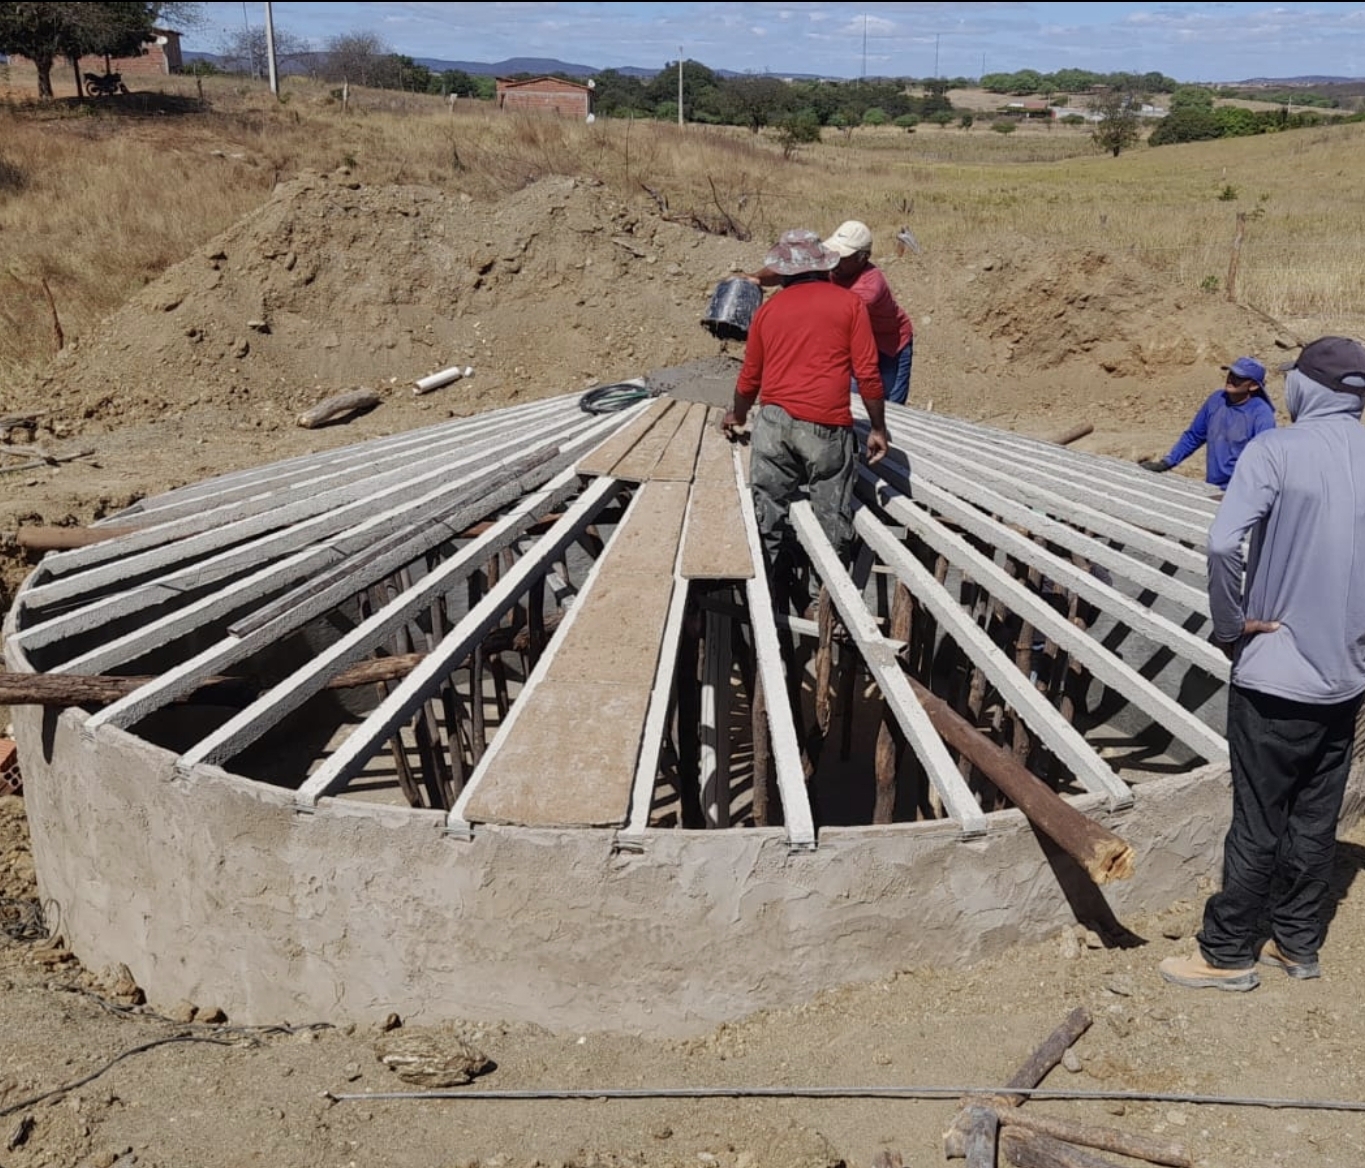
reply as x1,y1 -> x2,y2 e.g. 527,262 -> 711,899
1234,75 -> 1361,85
178,52 -> 1363,87
411,56 -> 610,78
179,51 -> 820,82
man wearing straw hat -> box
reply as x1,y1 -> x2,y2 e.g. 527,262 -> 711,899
722,228 -> 889,614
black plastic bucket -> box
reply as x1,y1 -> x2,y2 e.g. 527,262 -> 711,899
701,278 -> 763,342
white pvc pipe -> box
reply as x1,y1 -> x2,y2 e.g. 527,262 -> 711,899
414,365 -> 474,395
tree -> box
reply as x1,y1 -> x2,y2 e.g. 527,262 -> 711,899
1169,86 -> 1214,112
216,23 -> 311,81
775,111 -> 821,159
0,1 -> 175,98
1147,104 -> 1220,146
719,74 -> 789,133
434,68 -> 485,100
642,58 -> 719,123
322,30 -> 390,88
1089,89 -> 1140,156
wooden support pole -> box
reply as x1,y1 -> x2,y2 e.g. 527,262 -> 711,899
906,676 -> 1133,882
962,1105 -> 1000,1168
1000,1006 -> 1093,1105
1048,422 -> 1094,447
996,1110 -> 1191,1168
814,586 -> 835,735
15,525 -> 137,551
946,1008 -> 1095,1160
750,673 -> 773,826
1001,1128 -> 1127,1168
872,582 -> 913,824
296,388 -> 381,429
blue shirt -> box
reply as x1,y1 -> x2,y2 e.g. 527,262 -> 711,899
1164,390 -> 1276,487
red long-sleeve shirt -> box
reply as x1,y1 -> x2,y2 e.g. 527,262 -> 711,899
835,263 -> 913,356
735,281 -> 884,426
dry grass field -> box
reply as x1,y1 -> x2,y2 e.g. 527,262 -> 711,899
3,73 -> 1365,393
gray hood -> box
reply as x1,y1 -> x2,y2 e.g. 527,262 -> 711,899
1207,367 -> 1365,703
1285,368 -> 1365,423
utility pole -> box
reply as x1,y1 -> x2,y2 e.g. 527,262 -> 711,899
934,33 -> 940,78
677,47 -> 684,126
861,14 -> 867,80
264,1 -> 279,96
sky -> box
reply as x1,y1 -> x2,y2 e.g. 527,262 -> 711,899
181,2 -> 1365,83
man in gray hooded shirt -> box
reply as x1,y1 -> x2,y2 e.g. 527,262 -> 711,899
1161,335 -> 1365,992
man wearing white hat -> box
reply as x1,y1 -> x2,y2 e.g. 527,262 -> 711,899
822,220 -> 915,405
741,219 -> 915,404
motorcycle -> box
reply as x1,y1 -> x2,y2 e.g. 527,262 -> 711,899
83,71 -> 129,98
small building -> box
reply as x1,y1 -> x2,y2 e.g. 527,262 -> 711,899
10,27 -> 183,83
494,75 -> 592,119
1004,99 -> 1054,120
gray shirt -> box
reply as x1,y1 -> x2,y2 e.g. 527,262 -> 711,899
1206,369 -> 1365,703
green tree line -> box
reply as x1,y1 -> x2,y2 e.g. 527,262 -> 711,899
1147,85 -> 1360,145
980,68 -> 1178,96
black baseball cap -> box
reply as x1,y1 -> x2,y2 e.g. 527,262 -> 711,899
1288,336 -> 1365,394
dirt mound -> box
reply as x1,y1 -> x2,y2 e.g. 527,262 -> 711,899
31,171 -> 744,433
910,243 -> 1299,432
26,170 -> 1300,449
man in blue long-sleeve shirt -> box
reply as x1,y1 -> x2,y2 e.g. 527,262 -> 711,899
1139,356 -> 1276,488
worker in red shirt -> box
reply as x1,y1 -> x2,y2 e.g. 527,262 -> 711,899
740,219 -> 915,404
722,228 -> 890,612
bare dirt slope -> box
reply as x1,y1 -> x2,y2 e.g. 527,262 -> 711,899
2,173 -> 1362,1168
0,169 -> 1300,602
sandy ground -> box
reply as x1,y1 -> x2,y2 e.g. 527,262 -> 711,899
3,171 -> 1365,1168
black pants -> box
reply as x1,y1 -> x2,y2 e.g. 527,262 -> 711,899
1199,684 -> 1363,967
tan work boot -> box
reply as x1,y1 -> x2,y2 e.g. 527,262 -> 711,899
1158,953 -> 1259,992
1258,939 -> 1321,980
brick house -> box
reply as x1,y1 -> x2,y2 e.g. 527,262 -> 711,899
87,27 -> 184,77
10,26 -> 183,83
494,76 -> 593,119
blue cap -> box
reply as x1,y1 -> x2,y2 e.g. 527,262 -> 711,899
1223,356 -> 1266,388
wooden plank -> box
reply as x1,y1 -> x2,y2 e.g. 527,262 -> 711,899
864,475 -> 1229,764
622,560 -> 691,837
574,397 -> 672,478
294,475 -> 622,807
460,481 -> 688,828
791,502 -> 989,838
855,508 -> 1133,810
735,451 -> 816,850
609,400 -> 690,482
648,401 -> 709,482
459,681 -> 656,827
680,420 -> 753,579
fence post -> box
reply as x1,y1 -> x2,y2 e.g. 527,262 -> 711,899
1225,211 -> 1247,303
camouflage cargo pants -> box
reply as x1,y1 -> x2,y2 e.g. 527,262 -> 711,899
749,404 -> 856,603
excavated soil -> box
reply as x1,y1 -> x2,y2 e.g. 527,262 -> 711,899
2,172 -> 1364,1168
